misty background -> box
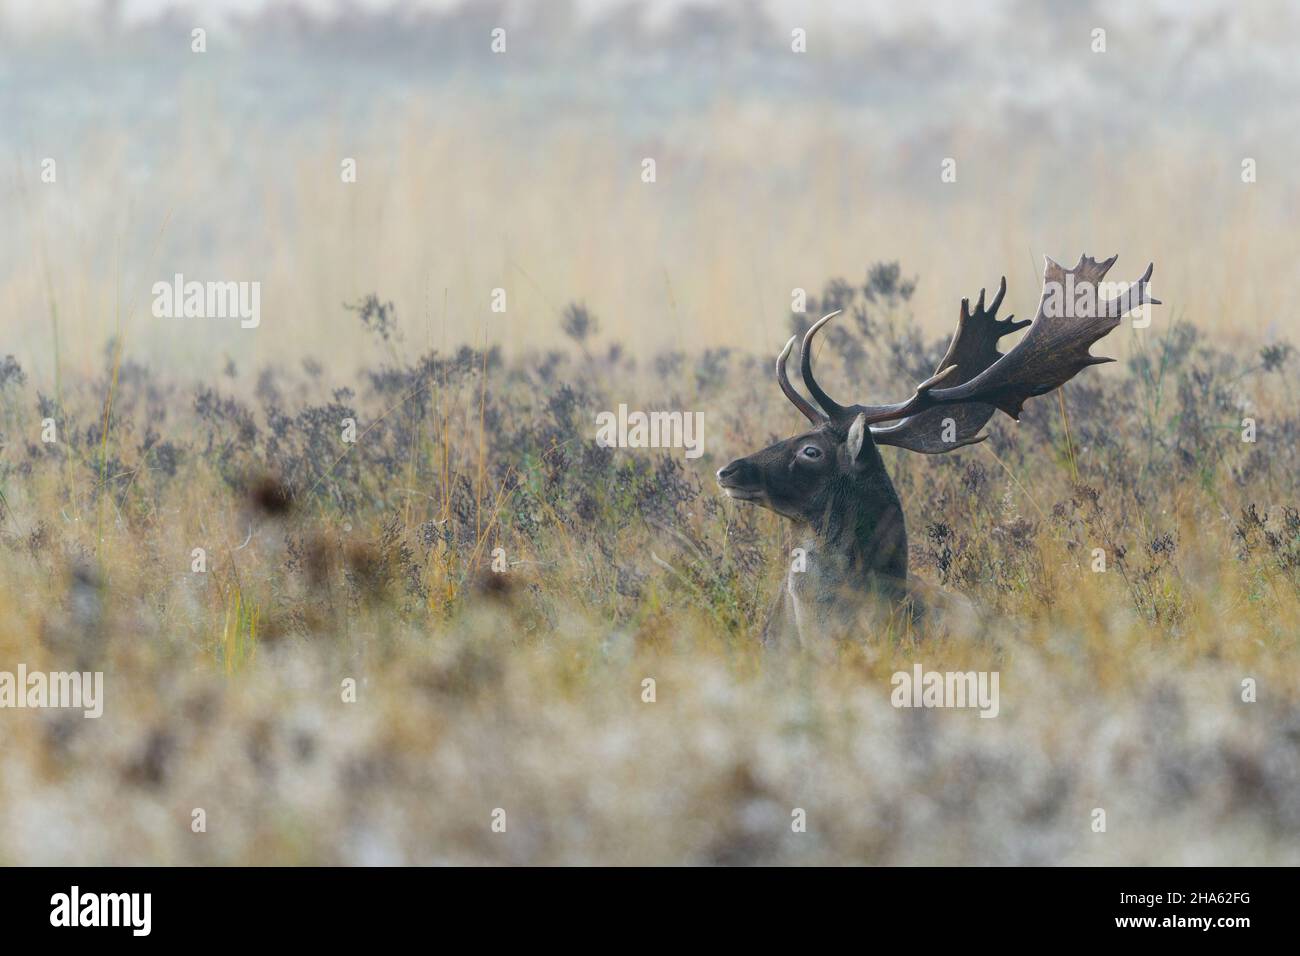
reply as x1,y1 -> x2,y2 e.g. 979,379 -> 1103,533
3,0 -> 1297,380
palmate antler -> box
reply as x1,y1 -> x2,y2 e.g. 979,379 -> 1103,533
778,254 -> 1158,453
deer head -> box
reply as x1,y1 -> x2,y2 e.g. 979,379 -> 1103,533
718,254 -> 1159,530
715,341 -> 891,524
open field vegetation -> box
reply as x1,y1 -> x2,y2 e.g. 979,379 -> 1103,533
1,264 -> 1297,863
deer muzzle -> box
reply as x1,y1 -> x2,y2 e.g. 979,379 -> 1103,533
716,458 -> 763,500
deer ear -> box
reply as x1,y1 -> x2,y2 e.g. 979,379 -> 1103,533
845,412 -> 867,463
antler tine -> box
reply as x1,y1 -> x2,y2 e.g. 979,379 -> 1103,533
776,335 -> 826,424
987,275 -> 1006,314
799,310 -> 850,421
1140,262 -> 1161,304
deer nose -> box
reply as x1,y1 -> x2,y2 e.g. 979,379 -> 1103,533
717,459 -> 743,482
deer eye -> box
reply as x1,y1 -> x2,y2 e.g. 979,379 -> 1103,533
800,445 -> 823,460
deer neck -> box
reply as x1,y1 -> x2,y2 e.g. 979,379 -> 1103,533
802,467 -> 908,584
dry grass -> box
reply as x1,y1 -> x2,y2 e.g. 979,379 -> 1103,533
1,264 -> 1297,864
6,100 -> 1298,378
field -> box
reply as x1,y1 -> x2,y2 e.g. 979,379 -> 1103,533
2,1 -> 1299,865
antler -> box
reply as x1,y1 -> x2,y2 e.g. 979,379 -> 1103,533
776,333 -> 826,425
868,255 -> 1156,426
799,311 -> 851,420
781,306 -> 942,426
780,255 -> 1158,447
871,277 -> 1029,453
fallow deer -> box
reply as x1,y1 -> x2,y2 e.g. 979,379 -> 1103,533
716,254 -> 1158,644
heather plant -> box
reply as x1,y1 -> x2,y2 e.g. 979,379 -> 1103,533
0,259 -> 1298,864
